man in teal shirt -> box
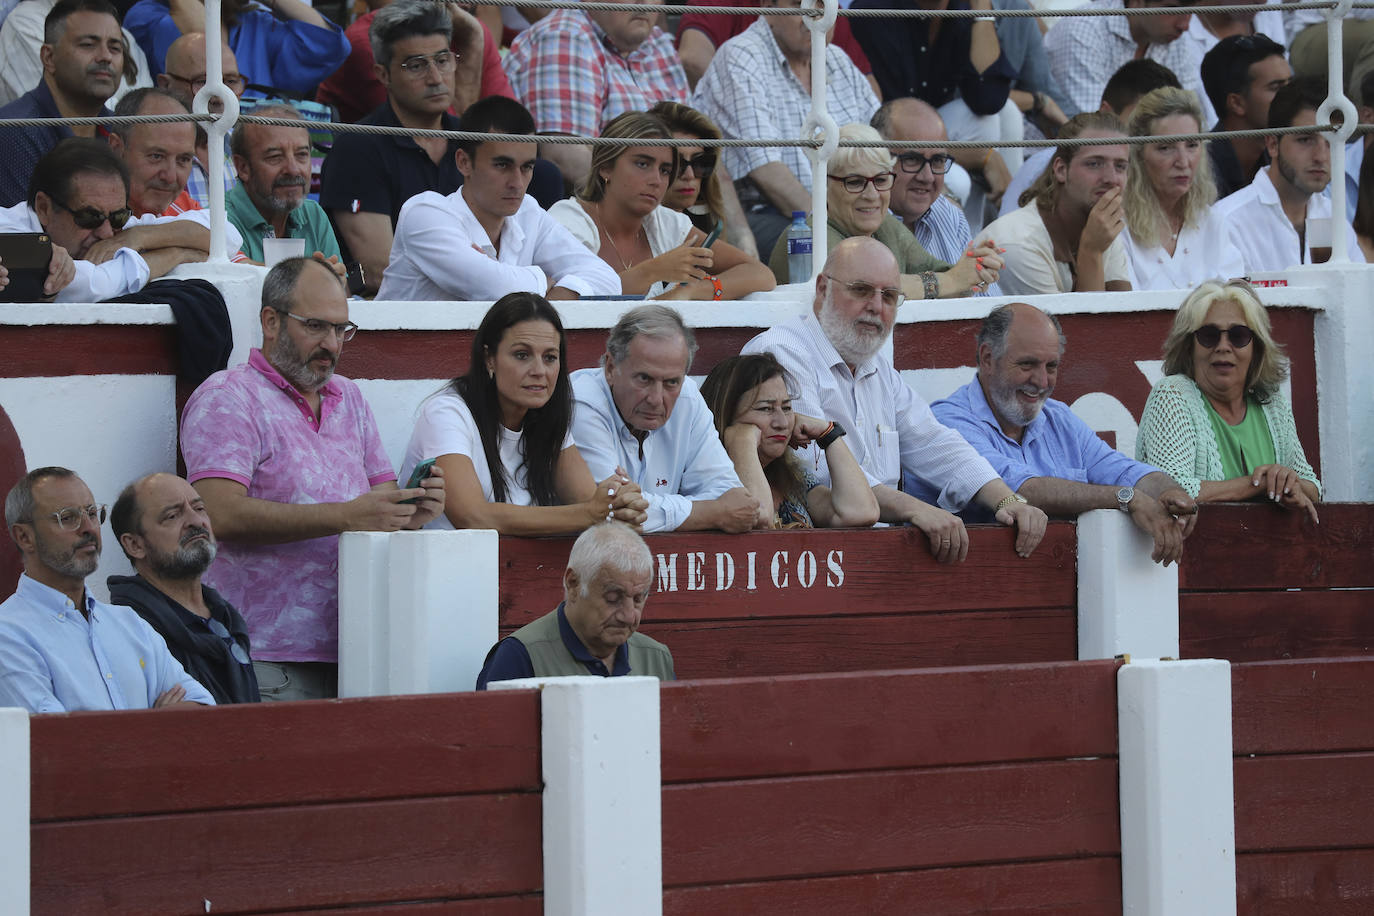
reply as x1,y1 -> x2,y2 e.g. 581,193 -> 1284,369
226,103 -> 340,264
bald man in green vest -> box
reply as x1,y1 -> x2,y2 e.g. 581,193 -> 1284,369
477,521 -> 675,688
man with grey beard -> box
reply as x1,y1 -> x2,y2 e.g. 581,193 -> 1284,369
107,472 -> 260,704
742,236 -> 1048,563
0,466 -> 214,712
920,302 -> 1197,565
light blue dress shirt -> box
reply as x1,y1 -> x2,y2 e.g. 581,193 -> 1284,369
0,575 -> 215,713
913,375 -> 1160,520
569,369 -> 743,533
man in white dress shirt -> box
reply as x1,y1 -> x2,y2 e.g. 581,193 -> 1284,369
742,237 -> 1048,563
376,96 -> 620,301
1214,78 -> 1366,272
570,305 -> 758,534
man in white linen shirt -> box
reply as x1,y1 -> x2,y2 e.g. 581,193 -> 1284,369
570,305 -> 759,534
742,237 -> 1048,563
376,96 -> 619,301
1214,78 -> 1366,273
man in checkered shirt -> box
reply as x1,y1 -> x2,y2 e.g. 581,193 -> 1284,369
503,0 -> 688,187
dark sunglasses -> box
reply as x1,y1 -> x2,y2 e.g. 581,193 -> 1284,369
676,154 -> 716,179
51,197 -> 132,231
1193,324 -> 1253,349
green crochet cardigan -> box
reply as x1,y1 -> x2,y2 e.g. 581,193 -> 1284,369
1135,374 -> 1321,499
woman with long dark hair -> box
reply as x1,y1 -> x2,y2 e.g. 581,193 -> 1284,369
400,292 -> 647,534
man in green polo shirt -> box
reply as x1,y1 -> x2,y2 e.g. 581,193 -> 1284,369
477,521 -> 675,688
225,103 -> 341,264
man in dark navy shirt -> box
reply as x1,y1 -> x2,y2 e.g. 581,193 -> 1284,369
1201,34 -> 1290,200
477,522 -> 675,690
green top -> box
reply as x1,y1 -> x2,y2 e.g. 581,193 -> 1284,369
511,606 -> 676,682
1203,395 -> 1277,479
225,182 -> 342,264
767,215 -> 948,284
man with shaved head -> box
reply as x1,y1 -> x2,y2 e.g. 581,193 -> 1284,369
918,302 -> 1197,565
157,31 -> 244,207
743,236 -> 1048,563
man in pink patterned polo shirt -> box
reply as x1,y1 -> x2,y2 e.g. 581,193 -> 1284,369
180,257 -> 445,701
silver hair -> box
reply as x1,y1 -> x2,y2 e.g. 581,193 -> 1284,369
261,255 -> 319,313
828,122 -> 895,176
976,304 -> 1066,362
566,521 -> 653,596
604,304 -> 698,371
5,466 -> 77,529
369,0 -> 452,70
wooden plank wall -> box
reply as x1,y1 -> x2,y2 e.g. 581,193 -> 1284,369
499,523 -> 1079,680
1180,504 -> 1374,661
28,692 -> 544,915
658,661 -> 1124,914
1232,658 -> 1374,914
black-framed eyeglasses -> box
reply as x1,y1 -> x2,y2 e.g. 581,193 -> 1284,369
276,309 -> 359,341
164,71 -> 248,94
51,198 -> 131,231
676,154 -> 716,179
829,172 -> 896,194
896,152 -> 954,175
1194,324 -> 1254,349
47,504 -> 107,530
205,615 -> 252,666
398,51 -> 458,75
823,274 -> 906,309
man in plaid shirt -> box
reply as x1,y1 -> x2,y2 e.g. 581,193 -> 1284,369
503,0 -> 688,186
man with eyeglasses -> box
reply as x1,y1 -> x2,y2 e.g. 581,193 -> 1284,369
0,466 -> 215,713
107,472 -> 261,704
157,32 -> 244,208
743,236 -> 1049,563
181,256 -> 446,701
916,303 -> 1198,566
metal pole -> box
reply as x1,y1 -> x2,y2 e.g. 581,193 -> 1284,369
200,0 -> 238,264
1318,0 -> 1356,263
802,0 -> 839,279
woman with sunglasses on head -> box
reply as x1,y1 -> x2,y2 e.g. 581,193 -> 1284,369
548,111 -> 774,301
699,353 -> 878,530
1136,279 -> 1320,522
399,292 -> 649,535
1122,88 -> 1245,291
767,123 -> 1001,298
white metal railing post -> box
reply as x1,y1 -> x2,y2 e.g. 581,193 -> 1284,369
802,0 -> 839,277
199,0 -> 238,264
0,707 -> 30,916
1318,0 -> 1357,262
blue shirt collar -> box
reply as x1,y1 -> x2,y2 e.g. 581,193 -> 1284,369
556,602 -> 631,676
16,573 -> 96,619
967,374 -> 1045,447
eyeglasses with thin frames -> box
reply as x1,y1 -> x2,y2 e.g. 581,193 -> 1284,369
164,71 -> 247,94
50,198 -> 131,231
895,152 -> 954,175
46,504 -> 107,530
823,275 -> 906,309
398,51 -> 458,75
276,309 -> 359,342
828,172 -> 896,194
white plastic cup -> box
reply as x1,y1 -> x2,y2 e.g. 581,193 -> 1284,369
262,237 -> 306,268
1307,217 -> 1332,264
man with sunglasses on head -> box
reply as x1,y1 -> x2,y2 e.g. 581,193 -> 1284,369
180,256 -> 446,701
743,236 -> 1049,564
0,466 -> 215,713
107,472 -> 260,705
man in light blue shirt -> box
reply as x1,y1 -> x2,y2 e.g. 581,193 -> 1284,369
570,305 -> 758,534
0,466 -> 214,713
916,303 -> 1198,565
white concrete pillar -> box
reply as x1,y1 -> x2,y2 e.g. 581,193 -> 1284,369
338,529 -> 499,697
1303,263 -> 1374,502
1118,659 -> 1236,915
1077,509 -> 1179,660
0,707 -> 29,916
490,676 -> 663,916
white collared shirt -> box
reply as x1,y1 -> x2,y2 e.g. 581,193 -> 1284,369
1124,208 -> 1246,291
569,368 -> 743,533
742,313 -> 998,512
377,190 -> 621,301
0,201 -> 150,300
1213,166 -> 1365,273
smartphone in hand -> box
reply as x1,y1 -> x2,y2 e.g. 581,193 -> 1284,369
401,457 -> 436,504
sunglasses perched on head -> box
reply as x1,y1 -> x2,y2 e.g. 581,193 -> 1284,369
1193,324 -> 1253,349
51,197 -> 131,231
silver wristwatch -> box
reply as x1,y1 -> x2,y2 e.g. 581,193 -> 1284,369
1116,486 -> 1135,513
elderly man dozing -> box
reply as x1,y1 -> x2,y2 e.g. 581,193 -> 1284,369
476,521 -> 674,689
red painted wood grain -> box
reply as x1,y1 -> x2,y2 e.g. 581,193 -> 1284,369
1178,503 -> 1374,591
1237,850 -> 1374,916
1233,753 -> 1374,851
1231,658 -> 1374,755
1182,592 -> 1374,662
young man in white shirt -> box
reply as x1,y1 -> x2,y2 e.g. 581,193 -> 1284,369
377,96 -> 620,301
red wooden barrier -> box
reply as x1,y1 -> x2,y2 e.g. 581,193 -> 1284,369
1232,658 -> 1374,915
658,660 -> 1124,914
1180,504 -> 1374,662
28,692 -> 544,915
500,523 -> 1079,678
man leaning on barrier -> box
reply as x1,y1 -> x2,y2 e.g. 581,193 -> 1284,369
476,521 -> 675,689
743,237 -> 1048,564
0,466 -> 215,713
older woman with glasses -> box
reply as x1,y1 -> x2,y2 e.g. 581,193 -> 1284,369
1136,279 -> 1320,522
766,123 -> 1001,299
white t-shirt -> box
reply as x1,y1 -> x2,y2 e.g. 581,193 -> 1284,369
400,390 -> 574,529
1123,208 -> 1247,292
547,199 -> 693,298
974,201 -> 1130,295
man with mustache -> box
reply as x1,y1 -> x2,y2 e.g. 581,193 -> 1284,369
0,0 -> 126,207
107,472 -> 260,704
0,466 -> 215,713
225,103 -> 341,264
918,303 -> 1198,566
180,257 -> 446,701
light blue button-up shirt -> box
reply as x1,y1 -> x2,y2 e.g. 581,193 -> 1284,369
570,368 -> 743,533
0,575 -> 215,714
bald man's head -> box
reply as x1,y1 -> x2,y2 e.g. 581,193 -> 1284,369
159,32 -> 242,108
814,237 -> 903,368
873,98 -> 952,223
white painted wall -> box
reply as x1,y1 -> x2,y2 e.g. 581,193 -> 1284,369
0,707 -> 28,916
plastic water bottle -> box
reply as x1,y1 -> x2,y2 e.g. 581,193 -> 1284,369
786,211 -> 812,284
